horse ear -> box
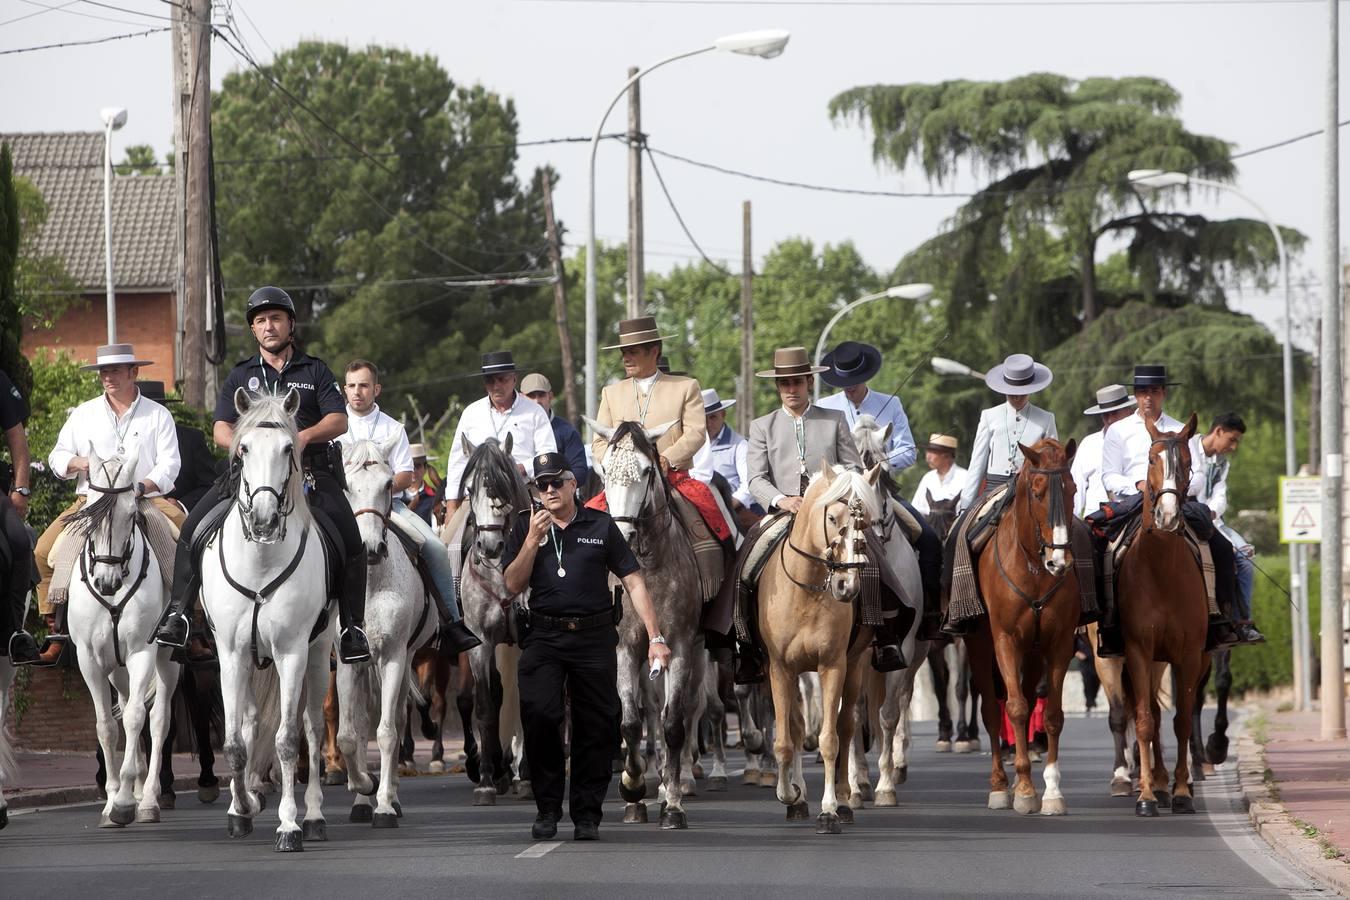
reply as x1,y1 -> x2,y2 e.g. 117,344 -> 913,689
926,488 -> 936,505
1019,442 -> 1040,468
882,423 -> 893,445
461,434 -> 477,456
503,431 -> 514,456
1064,437 -> 1077,464
1183,412 -> 1199,439
865,463 -> 882,486
582,416 -> 615,442
1144,416 -> 1161,440
282,387 -> 301,418
87,448 -> 102,476
645,419 -> 677,442
379,434 -> 401,462
818,458 -> 832,482
234,386 -> 252,416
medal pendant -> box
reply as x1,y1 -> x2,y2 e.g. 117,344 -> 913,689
556,566 -> 566,578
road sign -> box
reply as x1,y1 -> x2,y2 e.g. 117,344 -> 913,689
1280,476 -> 1323,543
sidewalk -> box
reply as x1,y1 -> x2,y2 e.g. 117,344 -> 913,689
1238,697 -> 1350,896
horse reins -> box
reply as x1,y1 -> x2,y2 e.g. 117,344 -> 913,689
609,455 -> 673,557
781,496 -> 868,596
991,464 -> 1073,649
1145,435 -> 1189,533
235,421 -> 298,543
79,472 -> 151,668
351,459 -> 394,560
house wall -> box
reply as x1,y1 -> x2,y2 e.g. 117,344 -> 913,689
25,292 -> 177,384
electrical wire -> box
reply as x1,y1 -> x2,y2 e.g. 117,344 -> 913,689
0,25 -> 168,55
529,0 -> 1337,6
644,142 -> 738,278
0,0 -> 79,28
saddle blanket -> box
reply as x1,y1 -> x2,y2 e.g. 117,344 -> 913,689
1104,518 -> 1218,616
48,499 -> 180,606
586,469 -> 732,541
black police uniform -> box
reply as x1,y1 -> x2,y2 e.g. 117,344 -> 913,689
503,504 -> 639,828
159,349 -> 369,655
0,370 -> 37,659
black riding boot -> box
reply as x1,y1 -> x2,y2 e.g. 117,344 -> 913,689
421,560 -> 481,654
733,641 -> 766,685
917,580 -> 946,642
336,554 -> 371,664
0,570 -> 38,666
154,538 -> 198,648
871,617 -> 906,672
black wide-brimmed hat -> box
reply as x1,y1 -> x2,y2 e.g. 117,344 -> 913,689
821,341 -> 882,388
481,351 -> 517,376
136,381 -> 180,404
533,451 -> 571,479
1131,364 -> 1180,388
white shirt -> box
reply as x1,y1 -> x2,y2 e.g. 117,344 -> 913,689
338,403 -> 413,475
1071,429 -> 1108,518
692,424 -> 754,508
1101,409 -> 1189,498
49,391 -> 181,497
911,464 -> 967,515
1188,434 -> 1230,526
445,392 -> 556,498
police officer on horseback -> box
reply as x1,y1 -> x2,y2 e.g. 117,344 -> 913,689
153,287 -> 372,663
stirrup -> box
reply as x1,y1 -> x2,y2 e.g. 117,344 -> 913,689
7,631 -> 42,666
153,613 -> 191,649
339,626 -> 371,664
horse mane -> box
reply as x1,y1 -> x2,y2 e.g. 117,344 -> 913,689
813,465 -> 881,522
229,393 -> 311,526
342,438 -> 387,471
463,437 -> 529,508
851,419 -> 903,502
63,456 -> 135,533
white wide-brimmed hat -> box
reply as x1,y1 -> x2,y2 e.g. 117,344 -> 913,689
701,388 -> 736,415
80,343 -> 154,370
984,353 -> 1052,395
408,443 -> 438,461
1083,384 -> 1136,416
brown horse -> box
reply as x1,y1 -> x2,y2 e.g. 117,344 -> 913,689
1118,413 -> 1207,817
967,438 -> 1079,816
758,461 -> 882,834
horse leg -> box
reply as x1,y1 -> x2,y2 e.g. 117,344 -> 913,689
427,651 -> 451,773
615,641 -> 647,822
1171,659 -> 1202,815
218,653 -> 261,836
454,663 -> 478,782
1149,672 -> 1169,806
271,655 -> 306,852
1206,651 -> 1233,765
815,661 -> 850,834
874,672 -> 902,807
299,644 -> 330,840
137,657 -> 178,823
659,648 -> 695,829
894,661 -> 921,789
182,667 -> 221,802
322,668 -> 345,785
768,663 -> 805,815
468,643 -> 501,805
336,662 -> 374,803
968,629 -> 1009,809
1126,648 -> 1160,817
928,643 -> 953,751
1040,649 -> 1070,816
846,696 -> 869,806
1189,661 -> 1211,779
373,656 -> 406,825
704,656 -> 729,791
79,657 -> 122,826
993,640 -> 1038,815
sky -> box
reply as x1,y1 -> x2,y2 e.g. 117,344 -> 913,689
2,0 -> 1345,352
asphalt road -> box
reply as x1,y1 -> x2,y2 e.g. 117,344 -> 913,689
1,715 -> 1330,899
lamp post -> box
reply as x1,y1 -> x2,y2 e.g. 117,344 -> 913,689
100,106 -> 127,345
811,283 -> 934,400
931,356 -> 987,380
584,30 -> 790,419
1129,168 -> 1312,710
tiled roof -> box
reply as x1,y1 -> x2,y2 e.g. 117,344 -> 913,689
2,132 -> 175,291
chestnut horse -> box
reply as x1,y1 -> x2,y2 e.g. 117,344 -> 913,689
967,438 -> 1079,816
1118,413 -> 1207,817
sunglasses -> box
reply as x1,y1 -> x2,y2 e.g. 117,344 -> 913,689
535,478 -> 567,492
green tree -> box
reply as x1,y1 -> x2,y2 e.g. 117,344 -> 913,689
13,176 -> 78,330
115,144 -> 164,176
0,144 -> 31,397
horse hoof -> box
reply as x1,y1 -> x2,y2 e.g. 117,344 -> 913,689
322,769 -> 347,786
988,791 -> 1011,811
472,787 -> 496,807
135,807 -> 160,824
759,770 -> 778,788
837,804 -> 854,825
350,804 -> 374,823
358,774 -> 380,798
623,802 -> 649,824
1041,797 -> 1068,816
428,760 -> 446,774
197,784 -> 220,804
786,801 -> 811,822
742,770 -> 760,787
858,784 -> 874,802
708,776 -> 728,792
1155,791 -> 1171,810
874,790 -> 898,807
398,764 -> 418,778
1171,795 -> 1196,815
275,830 -> 304,853
692,762 -> 705,779
803,735 -> 819,753
1206,734 -> 1230,766
659,808 -> 688,830
109,803 -> 137,826
99,814 -> 124,829
1013,794 -> 1040,815
895,766 -> 908,786
302,819 -> 328,841
1201,763 -> 1216,778
227,813 -> 253,837
1110,778 -> 1133,798
373,812 -> 399,829
619,778 -> 647,803
815,812 -> 842,835
160,793 -> 176,810
1136,799 -> 1159,818
935,740 -> 952,753
393,801 -> 403,818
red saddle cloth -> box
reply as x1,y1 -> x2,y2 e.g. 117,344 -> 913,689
999,697 -> 1047,746
586,469 -> 731,541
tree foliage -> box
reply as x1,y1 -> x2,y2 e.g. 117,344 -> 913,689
0,144 -> 32,397
12,176 -> 77,331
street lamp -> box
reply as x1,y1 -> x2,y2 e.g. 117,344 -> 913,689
100,106 -> 127,345
1129,167 -> 1310,709
931,356 -> 987,380
584,30 -> 791,418
812,283 -> 934,400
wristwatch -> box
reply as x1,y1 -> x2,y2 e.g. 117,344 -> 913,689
11,486 -> 29,497
649,635 -> 667,645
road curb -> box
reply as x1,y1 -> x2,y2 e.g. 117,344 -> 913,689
5,774 -> 206,812
1234,710 -> 1350,897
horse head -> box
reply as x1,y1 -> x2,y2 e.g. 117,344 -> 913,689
462,434 -> 526,561
1144,413 -> 1197,533
849,415 -> 893,471
78,447 -> 141,596
585,418 -> 674,545
1016,438 -> 1078,577
925,491 -> 960,542
344,435 -> 399,563
231,387 -> 306,544
799,460 -> 882,601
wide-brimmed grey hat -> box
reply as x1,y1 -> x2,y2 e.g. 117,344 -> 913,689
81,343 -> 154,370
1083,384 -> 1136,416
984,353 -> 1052,395
701,388 -> 736,415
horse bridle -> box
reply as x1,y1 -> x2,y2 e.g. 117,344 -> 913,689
351,459 -> 393,561
1023,465 -> 1072,558
1146,436 -> 1189,531
991,463 -> 1074,648
79,462 -> 150,667
782,496 -> 868,596
236,421 -> 297,543
464,474 -> 513,568
609,454 -> 672,556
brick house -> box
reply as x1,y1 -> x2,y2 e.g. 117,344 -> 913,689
5,132 -> 177,382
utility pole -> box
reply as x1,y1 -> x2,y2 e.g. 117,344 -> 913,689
626,66 -> 645,319
173,0 -> 211,408
542,174 -> 578,423
1320,0 -> 1344,740
738,201 -> 753,435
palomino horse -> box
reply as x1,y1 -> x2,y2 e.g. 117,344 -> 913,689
66,450 -> 181,828
848,416 -> 927,808
758,461 -> 881,834
338,437 -> 438,827
200,389 -> 335,851
966,438 -> 1079,816
1118,414 -> 1207,817
586,418 -> 705,830
453,435 -> 531,805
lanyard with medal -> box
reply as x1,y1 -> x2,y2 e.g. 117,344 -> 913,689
549,508 -> 578,578
107,394 -> 140,455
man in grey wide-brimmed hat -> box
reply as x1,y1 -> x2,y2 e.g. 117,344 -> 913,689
958,353 -> 1058,513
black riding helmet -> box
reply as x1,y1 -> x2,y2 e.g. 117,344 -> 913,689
245,286 -> 296,325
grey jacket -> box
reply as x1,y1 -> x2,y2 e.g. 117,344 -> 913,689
747,405 -> 864,510
959,401 -> 1058,512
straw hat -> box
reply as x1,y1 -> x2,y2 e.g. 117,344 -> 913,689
1083,384 -> 1136,416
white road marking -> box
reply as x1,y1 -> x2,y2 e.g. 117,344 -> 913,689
515,841 -> 562,858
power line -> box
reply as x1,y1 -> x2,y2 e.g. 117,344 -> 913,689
76,0 -> 177,21
529,0 -> 1337,6
644,143 -> 738,278
0,25 -> 169,55
16,0 -> 161,27
0,0 -> 80,28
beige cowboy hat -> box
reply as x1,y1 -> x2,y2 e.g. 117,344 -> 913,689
81,343 -> 154,370
602,315 -> 672,351
520,373 -> 552,395
1083,384 -> 1136,416
408,443 -> 438,461
922,433 -> 959,453
755,346 -> 829,379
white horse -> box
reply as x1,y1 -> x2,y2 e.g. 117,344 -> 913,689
848,416 -> 929,808
201,389 -> 334,852
0,654 -> 14,829
338,437 -> 437,827
65,449 -> 181,828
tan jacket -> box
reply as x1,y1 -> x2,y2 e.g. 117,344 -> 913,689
593,374 -> 705,470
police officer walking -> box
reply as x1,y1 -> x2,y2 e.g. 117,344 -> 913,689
154,286 -> 371,663
503,452 -> 671,842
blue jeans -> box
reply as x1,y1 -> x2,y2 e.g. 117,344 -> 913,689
1234,547 -> 1255,622
392,500 -> 462,623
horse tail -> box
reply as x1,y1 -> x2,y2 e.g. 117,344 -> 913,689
247,667 -> 282,784
406,668 -> 426,711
